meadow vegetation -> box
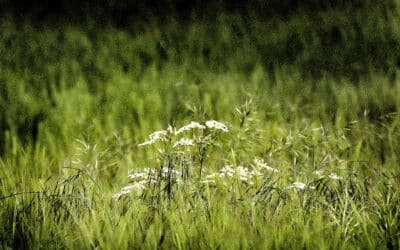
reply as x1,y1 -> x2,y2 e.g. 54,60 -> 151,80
1,1 -> 400,248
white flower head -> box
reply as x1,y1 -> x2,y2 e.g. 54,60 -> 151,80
200,179 -> 216,184
149,130 -> 168,141
220,165 -> 235,177
176,121 -> 206,134
286,182 -> 315,190
236,166 -> 249,176
128,172 -> 148,180
112,183 -> 147,199
205,120 -> 228,132
123,183 -> 146,191
254,158 -> 279,173
138,130 -> 168,147
250,169 -> 263,177
205,173 -> 218,179
161,167 -> 180,177
173,138 -> 194,147
112,189 -> 131,199
142,168 -> 157,175
313,169 -> 325,177
327,173 -> 342,180
313,170 -> 341,180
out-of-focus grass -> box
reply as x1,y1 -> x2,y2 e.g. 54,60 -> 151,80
0,5 -> 400,249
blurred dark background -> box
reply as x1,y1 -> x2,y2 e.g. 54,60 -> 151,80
1,1 -> 396,28
1,0 -> 399,79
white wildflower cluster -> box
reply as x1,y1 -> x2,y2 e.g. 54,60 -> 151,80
219,165 -> 235,177
176,120 -> 228,134
284,170 -> 342,191
114,160 -> 280,198
283,170 -> 342,192
130,167 -> 181,181
313,169 -> 342,180
205,120 -> 229,132
173,138 -> 194,148
113,119 -> 354,201
128,172 -> 148,180
204,162 -> 275,186
160,167 -> 181,179
253,158 -> 279,173
113,165 -> 346,199
327,173 -> 341,180
113,167 -> 184,199
176,121 -> 206,134
137,120 -> 228,148
286,182 -> 315,190
234,166 -> 261,184
313,169 -> 325,176
138,130 -> 169,147
112,182 -> 147,199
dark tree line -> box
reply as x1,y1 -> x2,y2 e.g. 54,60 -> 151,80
0,0 -> 394,25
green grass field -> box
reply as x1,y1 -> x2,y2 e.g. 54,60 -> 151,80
1,4 -> 400,249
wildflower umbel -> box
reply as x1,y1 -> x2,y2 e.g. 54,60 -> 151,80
313,169 -> 342,180
328,173 -> 341,180
128,172 -> 148,180
205,120 -> 229,132
176,121 -> 206,134
137,120 -> 228,147
254,158 -> 279,173
286,182 -> 315,190
138,130 -> 168,147
173,138 -> 194,147
114,119 -> 233,199
112,182 -> 147,199
313,169 -> 325,177
204,165 -> 263,185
